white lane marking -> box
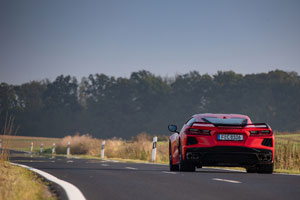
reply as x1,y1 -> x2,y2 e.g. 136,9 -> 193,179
212,178 -> 241,184
101,164 -> 109,166
11,163 -> 86,200
162,171 -> 178,174
13,160 -> 55,163
67,160 -> 74,163
125,167 -> 138,170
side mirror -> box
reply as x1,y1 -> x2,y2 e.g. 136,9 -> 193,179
168,124 -> 178,133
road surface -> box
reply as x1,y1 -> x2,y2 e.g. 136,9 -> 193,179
9,151 -> 300,200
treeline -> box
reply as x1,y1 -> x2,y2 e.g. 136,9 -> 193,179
0,70 -> 299,138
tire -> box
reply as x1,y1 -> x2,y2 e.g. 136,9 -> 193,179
246,166 -> 257,173
258,163 -> 274,174
178,144 -> 195,172
169,154 -> 179,171
169,142 -> 179,171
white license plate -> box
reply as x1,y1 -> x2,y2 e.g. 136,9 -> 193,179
217,134 -> 243,141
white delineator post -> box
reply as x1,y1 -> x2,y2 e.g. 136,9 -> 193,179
52,143 -> 56,155
40,143 -> 43,154
101,140 -> 105,159
152,136 -> 158,162
67,141 -> 70,157
30,142 -> 33,153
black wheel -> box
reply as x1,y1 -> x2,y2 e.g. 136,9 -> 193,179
246,166 -> 257,173
169,142 -> 179,171
258,163 -> 274,174
169,154 -> 179,171
178,144 -> 195,172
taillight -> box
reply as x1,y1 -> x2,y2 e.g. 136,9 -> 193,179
187,128 -> 211,135
260,130 -> 271,135
250,131 -> 259,135
250,130 -> 272,136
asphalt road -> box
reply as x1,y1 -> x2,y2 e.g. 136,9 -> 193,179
10,151 -> 300,200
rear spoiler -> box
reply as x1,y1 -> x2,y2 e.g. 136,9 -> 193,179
192,122 -> 270,128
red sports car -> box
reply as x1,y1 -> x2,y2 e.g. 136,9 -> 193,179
168,113 -> 274,173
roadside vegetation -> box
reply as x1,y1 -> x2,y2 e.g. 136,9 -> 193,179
0,135 -> 60,152
0,162 -> 56,200
55,133 -> 169,163
0,116 -> 56,200
1,70 -> 300,140
274,132 -> 300,173
3,132 -> 300,174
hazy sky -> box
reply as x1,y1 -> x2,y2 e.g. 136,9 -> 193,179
1,0 -> 300,84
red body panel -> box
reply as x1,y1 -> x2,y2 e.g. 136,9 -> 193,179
169,114 -> 274,167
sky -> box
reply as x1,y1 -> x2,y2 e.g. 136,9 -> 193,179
0,0 -> 300,84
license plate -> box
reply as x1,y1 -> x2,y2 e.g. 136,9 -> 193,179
217,134 -> 243,141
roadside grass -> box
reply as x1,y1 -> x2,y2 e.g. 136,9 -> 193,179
54,133 -> 169,163
0,135 -> 61,152
274,132 -> 300,173
2,131 -> 300,174
0,161 -> 56,200
0,115 -> 57,200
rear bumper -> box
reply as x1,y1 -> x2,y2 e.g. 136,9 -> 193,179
185,146 -> 273,167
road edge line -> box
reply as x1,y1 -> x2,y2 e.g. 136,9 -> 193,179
11,162 -> 86,200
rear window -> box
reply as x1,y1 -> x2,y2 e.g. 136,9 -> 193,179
202,117 -> 248,125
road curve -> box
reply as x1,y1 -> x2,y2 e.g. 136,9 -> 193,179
10,151 -> 300,200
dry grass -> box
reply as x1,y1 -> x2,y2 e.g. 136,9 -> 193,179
0,135 -> 61,153
274,132 -> 300,172
56,133 -> 99,155
55,133 -> 169,162
104,133 -> 168,162
0,162 -> 56,200
0,115 -> 18,162
0,114 -> 56,200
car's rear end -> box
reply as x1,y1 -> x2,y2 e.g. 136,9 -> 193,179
182,114 -> 274,173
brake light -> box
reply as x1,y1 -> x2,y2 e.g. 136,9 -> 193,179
187,128 -> 211,135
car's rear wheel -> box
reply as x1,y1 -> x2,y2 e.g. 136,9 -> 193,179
169,154 -> 179,171
258,163 -> 274,174
169,143 -> 179,171
178,145 -> 195,172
